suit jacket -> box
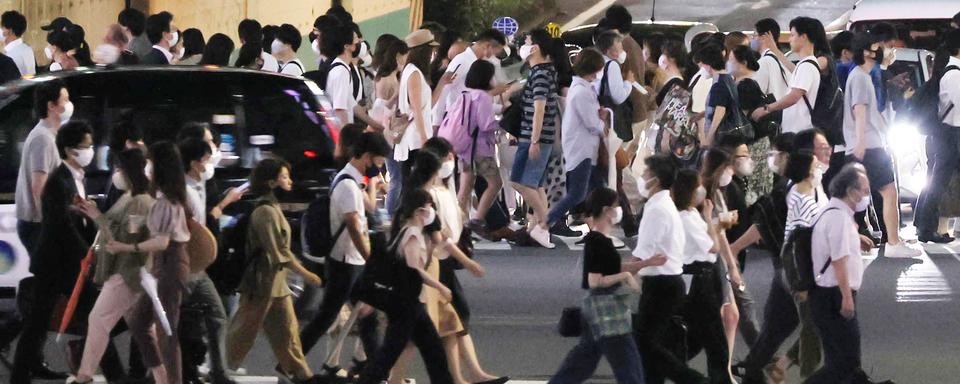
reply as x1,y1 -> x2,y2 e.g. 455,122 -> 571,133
33,164 -> 95,290
0,54 -> 21,85
140,48 -> 170,65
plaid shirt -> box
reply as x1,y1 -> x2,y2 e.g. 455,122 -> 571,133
582,287 -> 633,338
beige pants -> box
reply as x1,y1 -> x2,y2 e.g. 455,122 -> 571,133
227,294 -> 313,380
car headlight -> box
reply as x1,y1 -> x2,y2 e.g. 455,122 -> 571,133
887,123 -> 926,193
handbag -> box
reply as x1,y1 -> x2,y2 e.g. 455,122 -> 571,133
388,110 -> 411,143
715,78 -> 755,144
557,306 -> 582,337
582,287 -> 633,338
351,229 -> 423,314
499,91 -> 524,138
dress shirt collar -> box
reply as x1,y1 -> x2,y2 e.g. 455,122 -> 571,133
6,38 -> 23,50
949,56 -> 960,68
826,197 -> 855,217
343,162 -> 365,183
152,45 -> 173,63
66,162 -> 85,181
648,189 -> 672,207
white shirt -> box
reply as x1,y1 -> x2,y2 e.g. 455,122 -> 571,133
260,51 -> 279,73
755,49 -> 792,99
679,209 -> 717,264
396,63 -> 433,161
4,38 -> 35,76
435,46 -> 480,123
781,56 -> 821,134
151,45 -> 174,64
940,56 -> 960,126
327,57 -> 357,124
185,175 -> 206,226
66,162 -> 86,199
280,58 -> 305,76
596,56 -> 631,105
561,77 -> 604,172
689,67 -> 712,114
329,163 -> 367,265
811,198 -> 864,290
632,190 -> 686,276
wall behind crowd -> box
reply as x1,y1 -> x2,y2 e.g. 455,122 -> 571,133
0,0 -> 414,69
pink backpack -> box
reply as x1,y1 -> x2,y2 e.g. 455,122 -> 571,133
437,91 -> 478,159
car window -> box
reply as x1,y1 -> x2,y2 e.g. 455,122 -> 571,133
0,92 -> 36,203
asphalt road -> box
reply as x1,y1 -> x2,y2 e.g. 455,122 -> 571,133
6,227 -> 960,383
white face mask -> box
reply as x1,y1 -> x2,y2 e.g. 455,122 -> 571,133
421,206 -> 437,225
616,50 -> 627,65
144,161 -> 153,181
639,175 -> 658,198
94,44 -> 121,64
201,162 -> 215,181
271,39 -> 285,56
736,157 -> 755,176
439,160 -> 455,179
518,44 -> 534,62
112,171 -> 129,191
169,30 -> 179,46
725,60 -> 737,74
209,148 -> 223,166
311,38 -> 321,56
44,45 -> 54,60
59,101 -> 74,123
177,47 -> 185,59
767,153 -> 780,174
73,147 -> 94,167
610,206 -> 623,224
359,41 -> 372,65
855,194 -> 870,212
812,166 -> 824,187
658,54 -> 669,70
695,186 -> 707,205
719,168 -> 734,187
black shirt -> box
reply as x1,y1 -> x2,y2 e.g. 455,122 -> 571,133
582,231 -> 622,289
707,73 -> 739,130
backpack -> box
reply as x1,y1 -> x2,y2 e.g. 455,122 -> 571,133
906,65 -> 958,136
798,59 -> 845,146
302,173 -> 357,260
781,207 -> 838,292
351,228 -> 424,314
499,90 -> 524,138
438,91 -> 479,161
303,60 -> 348,91
652,79 -> 699,169
208,200 -> 265,294
598,60 -> 635,141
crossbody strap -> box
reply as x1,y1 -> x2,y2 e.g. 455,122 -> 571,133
796,59 -> 821,115
812,206 -> 840,275
329,173 -> 358,258
765,52 -> 789,86
940,66 -> 960,122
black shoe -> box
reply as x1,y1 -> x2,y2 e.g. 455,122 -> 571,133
549,222 -> 583,238
29,362 -> 69,380
347,359 -> 367,381
475,377 -> 510,384
918,232 -> 954,244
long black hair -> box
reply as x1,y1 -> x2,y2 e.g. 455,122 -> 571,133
148,141 -> 189,209
200,33 -> 235,66
404,150 -> 441,194
116,148 -> 150,196
391,188 -> 433,238
250,158 -> 291,198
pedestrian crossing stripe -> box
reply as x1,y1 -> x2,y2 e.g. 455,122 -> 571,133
90,376 -> 548,383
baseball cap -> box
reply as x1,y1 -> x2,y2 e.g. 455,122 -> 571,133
41,17 -> 73,32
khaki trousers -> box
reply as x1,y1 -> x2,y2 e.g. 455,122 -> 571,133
226,293 -> 313,380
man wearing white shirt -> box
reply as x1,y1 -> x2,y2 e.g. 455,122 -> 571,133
436,29 -> 507,120
632,154 -> 707,384
237,19 -> 279,73
752,17 -> 823,134
324,24 -> 359,125
595,30 -> 633,105
752,18 -> 792,100
1,11 -> 35,76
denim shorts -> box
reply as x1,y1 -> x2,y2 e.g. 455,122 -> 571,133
510,141 -> 553,188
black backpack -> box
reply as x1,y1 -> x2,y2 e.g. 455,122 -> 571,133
781,207 -> 838,292
799,58 -> 845,146
499,90 -> 524,138
302,173 -> 356,259
303,60 -> 349,91
351,228 -> 424,314
906,65 -> 958,136
598,60 -> 635,141
208,200 -> 266,294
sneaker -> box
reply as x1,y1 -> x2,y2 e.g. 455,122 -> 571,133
466,219 -> 487,234
529,225 -> 556,249
884,242 -> 922,258
550,222 -> 583,238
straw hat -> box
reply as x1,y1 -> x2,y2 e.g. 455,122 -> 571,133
405,29 -> 440,49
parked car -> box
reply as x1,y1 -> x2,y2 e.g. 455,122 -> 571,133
0,65 -> 340,312
561,20 -> 719,56
839,0 -> 960,50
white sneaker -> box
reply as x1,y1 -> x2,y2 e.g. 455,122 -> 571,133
225,367 -> 247,376
529,225 -> 556,249
884,242 -> 922,258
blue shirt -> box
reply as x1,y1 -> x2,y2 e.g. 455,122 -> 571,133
836,61 -> 855,92
870,65 -> 887,112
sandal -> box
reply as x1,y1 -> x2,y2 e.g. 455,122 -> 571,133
764,362 -> 786,384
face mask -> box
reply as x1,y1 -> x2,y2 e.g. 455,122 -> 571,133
639,176 -> 658,198
311,38 -> 321,56
725,60 -> 737,74
439,160 -> 455,179
736,158 -> 755,176
270,39 -> 284,55
177,47 -> 185,59
767,153 -> 780,174
518,44 -> 533,62
421,207 -> 437,225
658,54 -> 669,70
144,161 -> 153,181
169,30 -> 179,46
44,45 -> 54,60
201,162 -> 215,181
749,37 -> 761,52
358,41 -> 372,65
209,148 -> 223,166
0,30 -> 5,40
695,186 -> 707,205
610,206 -> 623,224
719,168 -> 734,187
59,101 -> 74,122
812,166 -> 824,187
94,44 -> 121,64
73,147 -> 94,167
112,171 -> 129,191
616,50 -> 627,64
855,194 -> 870,212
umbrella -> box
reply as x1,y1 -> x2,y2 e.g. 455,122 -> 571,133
56,232 -> 100,343
139,267 -> 173,336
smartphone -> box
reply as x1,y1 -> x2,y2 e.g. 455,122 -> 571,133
451,64 -> 462,74
237,181 -> 250,193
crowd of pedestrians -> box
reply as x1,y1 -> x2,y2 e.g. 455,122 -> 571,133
2,3 -> 960,384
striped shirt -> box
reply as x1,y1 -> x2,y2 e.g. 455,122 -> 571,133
519,63 -> 559,144
784,184 -> 827,240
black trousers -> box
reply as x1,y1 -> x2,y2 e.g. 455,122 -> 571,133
358,302 -> 453,384
916,126 -> 959,235
634,275 -> 705,384
741,270 -> 799,383
682,262 -> 733,384
807,287 -> 861,384
179,272 -> 230,380
299,258 -> 379,358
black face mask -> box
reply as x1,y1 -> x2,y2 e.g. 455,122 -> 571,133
872,46 -> 884,63
351,42 -> 361,58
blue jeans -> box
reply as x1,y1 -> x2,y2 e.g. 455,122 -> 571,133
548,317 -> 645,384
547,159 -> 601,226
510,141 -> 553,188
385,151 -> 403,213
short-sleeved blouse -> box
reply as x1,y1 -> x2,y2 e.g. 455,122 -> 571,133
148,195 -> 190,243
399,227 -> 430,303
